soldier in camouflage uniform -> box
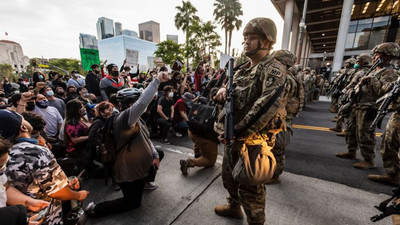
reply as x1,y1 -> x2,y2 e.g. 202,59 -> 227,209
329,59 -> 356,113
213,18 -> 287,225
0,109 -> 89,225
301,67 -> 312,103
336,43 -> 399,169
266,50 -> 303,184
313,73 -> 324,102
368,43 -> 400,185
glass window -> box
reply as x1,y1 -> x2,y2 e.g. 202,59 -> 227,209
372,16 -> 390,28
368,29 -> 386,48
353,31 -> 370,50
345,33 -> 355,49
348,21 -> 358,33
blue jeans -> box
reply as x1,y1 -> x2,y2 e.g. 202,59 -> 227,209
174,121 -> 188,135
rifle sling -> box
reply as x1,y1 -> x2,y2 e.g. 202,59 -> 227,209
237,84 -> 285,137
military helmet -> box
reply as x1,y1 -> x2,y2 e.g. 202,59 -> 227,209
273,50 -> 296,68
116,88 -> 143,104
303,67 -> 311,72
243,17 -> 277,44
356,53 -> 372,65
345,58 -> 356,65
372,42 -> 400,58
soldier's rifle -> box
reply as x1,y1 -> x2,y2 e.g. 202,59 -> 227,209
224,58 -> 235,148
371,186 -> 400,222
331,68 -> 350,98
370,75 -> 400,129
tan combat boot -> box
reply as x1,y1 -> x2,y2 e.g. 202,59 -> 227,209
335,152 -> 356,159
353,160 -> 376,169
368,174 -> 400,186
265,175 -> 281,185
329,126 -> 341,132
335,130 -> 346,137
215,202 -> 243,219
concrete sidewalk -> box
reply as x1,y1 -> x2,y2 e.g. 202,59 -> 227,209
83,141 -> 392,225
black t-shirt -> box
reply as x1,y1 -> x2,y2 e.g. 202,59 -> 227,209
157,97 -> 174,118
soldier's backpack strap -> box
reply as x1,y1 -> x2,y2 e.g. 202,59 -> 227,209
237,84 -> 285,137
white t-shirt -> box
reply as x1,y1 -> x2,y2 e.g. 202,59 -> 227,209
0,174 -> 7,208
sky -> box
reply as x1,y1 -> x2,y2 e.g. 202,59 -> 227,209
0,0 -> 284,59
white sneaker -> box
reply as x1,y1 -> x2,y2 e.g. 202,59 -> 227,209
144,182 -> 158,190
175,132 -> 183,137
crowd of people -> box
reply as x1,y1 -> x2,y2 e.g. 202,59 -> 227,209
1,15 -> 400,225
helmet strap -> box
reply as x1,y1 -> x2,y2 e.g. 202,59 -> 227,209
246,39 -> 268,56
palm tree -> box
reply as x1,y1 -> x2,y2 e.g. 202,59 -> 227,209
213,0 -> 243,55
175,1 -> 199,67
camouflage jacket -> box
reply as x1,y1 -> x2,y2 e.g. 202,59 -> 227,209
356,65 -> 398,105
344,67 -> 369,91
285,69 -> 304,116
6,140 -> 68,225
214,54 -> 287,140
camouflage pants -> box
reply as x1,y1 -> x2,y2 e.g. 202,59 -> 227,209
271,145 -> 285,177
380,112 -> 400,177
345,108 -> 376,161
221,145 -> 266,224
187,131 -> 218,167
330,97 -> 339,113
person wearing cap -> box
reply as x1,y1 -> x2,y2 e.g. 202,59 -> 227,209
99,64 -> 125,101
0,109 -> 89,225
213,17 -> 287,225
85,64 -> 102,103
173,92 -> 194,136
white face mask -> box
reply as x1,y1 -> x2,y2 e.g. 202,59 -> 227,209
168,92 -> 174,98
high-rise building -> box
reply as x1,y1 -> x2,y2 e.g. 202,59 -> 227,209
166,34 -> 178,43
121,29 -> 138,38
138,21 -> 160,43
115,22 -> 122,36
96,17 -> 114,40
79,33 -> 98,49
0,40 -> 29,73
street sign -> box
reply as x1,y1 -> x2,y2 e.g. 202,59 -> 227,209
38,59 -> 49,68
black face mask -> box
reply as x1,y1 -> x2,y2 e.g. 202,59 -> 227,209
26,102 -> 35,111
111,71 -> 119,76
94,70 -> 100,74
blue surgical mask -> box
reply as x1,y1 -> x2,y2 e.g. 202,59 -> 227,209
38,75 -> 44,80
46,90 -> 54,96
354,64 -> 360,69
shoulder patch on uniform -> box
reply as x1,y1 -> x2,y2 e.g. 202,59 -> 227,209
266,77 -> 275,87
266,66 -> 282,77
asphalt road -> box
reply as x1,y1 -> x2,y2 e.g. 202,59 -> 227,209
164,99 -> 394,195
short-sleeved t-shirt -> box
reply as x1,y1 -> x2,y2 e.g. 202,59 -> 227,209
65,119 -> 90,153
48,98 -> 66,118
6,141 -> 68,225
173,98 -> 188,123
157,97 -> 174,118
33,106 -> 63,137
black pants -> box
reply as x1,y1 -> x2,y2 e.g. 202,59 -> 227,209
156,118 -> 172,139
93,149 -> 164,217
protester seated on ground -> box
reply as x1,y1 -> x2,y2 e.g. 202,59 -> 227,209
84,71 -> 168,218
76,87 -> 96,119
0,136 -> 51,225
173,92 -> 194,137
67,70 -> 85,88
21,112 -> 50,149
64,100 -> 91,163
138,72 -> 147,84
30,94 -> 63,139
44,86 -> 66,118
0,110 -> 89,225
54,87 -> 66,102
64,85 -> 79,103
156,85 -> 175,144
99,64 -> 125,101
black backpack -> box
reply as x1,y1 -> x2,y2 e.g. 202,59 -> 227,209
187,98 -> 219,142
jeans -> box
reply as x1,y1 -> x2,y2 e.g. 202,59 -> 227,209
174,121 -> 189,135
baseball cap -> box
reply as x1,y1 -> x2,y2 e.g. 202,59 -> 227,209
0,109 -> 23,140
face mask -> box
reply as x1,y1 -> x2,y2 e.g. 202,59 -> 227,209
36,100 -> 49,108
46,90 -> 54,96
94,70 -> 100,74
57,91 -> 64,96
38,75 -> 44,80
187,102 -> 192,108
26,102 -> 35,111
79,108 -> 86,116
111,71 -> 119,76
168,92 -> 174,98
354,64 -> 360,69
83,91 -> 89,96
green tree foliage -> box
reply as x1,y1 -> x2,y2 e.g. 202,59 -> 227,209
213,0 -> 243,55
0,63 -> 17,81
48,58 -> 82,75
175,1 -> 200,66
155,40 -> 184,66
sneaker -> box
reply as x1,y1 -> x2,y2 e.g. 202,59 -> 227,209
175,132 -> 183,137
144,182 -> 158,190
162,138 -> 170,144
84,202 -> 96,215
180,159 -> 189,175
112,182 -> 121,191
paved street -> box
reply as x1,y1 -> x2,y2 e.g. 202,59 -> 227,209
82,98 -> 394,225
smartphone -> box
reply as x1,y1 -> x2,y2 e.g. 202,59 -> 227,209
32,206 -> 50,221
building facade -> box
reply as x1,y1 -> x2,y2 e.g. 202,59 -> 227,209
0,40 -> 29,73
271,0 -> 400,76
121,29 -> 138,38
96,17 -> 115,40
167,34 -> 179,43
79,33 -> 98,50
98,35 -> 157,71
138,21 -> 160,43
115,22 -> 122,36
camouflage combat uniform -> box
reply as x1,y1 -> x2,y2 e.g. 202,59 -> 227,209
215,54 -> 287,224
6,140 -> 68,225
